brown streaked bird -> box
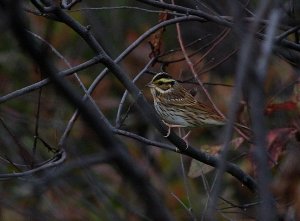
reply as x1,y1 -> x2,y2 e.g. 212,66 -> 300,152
147,72 -> 226,138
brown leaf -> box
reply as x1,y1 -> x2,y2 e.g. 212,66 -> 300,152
188,137 -> 245,178
188,159 -> 215,178
231,137 -> 245,149
293,81 -> 300,110
148,11 -> 168,58
273,140 -> 300,220
266,128 -> 296,165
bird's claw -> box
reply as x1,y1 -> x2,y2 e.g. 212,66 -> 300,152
164,126 -> 171,138
184,140 -> 189,150
175,141 -> 188,152
182,130 -> 191,150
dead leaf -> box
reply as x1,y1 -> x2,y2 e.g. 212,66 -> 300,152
266,127 -> 296,165
188,158 -> 215,178
148,11 -> 168,58
293,81 -> 300,110
231,137 -> 245,149
273,139 -> 300,220
188,137 -> 245,178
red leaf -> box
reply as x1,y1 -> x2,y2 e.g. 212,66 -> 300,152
265,101 -> 297,115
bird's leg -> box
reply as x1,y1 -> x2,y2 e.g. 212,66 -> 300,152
177,128 -> 191,151
178,129 -> 191,150
182,130 -> 191,141
182,130 -> 191,150
162,120 -> 183,137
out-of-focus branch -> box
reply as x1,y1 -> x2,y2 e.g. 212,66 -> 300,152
61,0 -> 81,10
0,0 -> 257,194
249,6 -> 282,221
0,55 -> 102,104
32,0 -> 257,192
0,16 -> 205,105
137,0 -> 232,26
115,57 -> 155,128
137,0 -> 300,52
175,21 -> 226,118
2,1 -> 174,220
0,150 -> 66,179
204,0 -> 275,219
35,152 -> 116,189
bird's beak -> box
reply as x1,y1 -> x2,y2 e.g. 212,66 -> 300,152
146,82 -> 154,88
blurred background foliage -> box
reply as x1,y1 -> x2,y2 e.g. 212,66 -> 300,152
0,0 -> 299,220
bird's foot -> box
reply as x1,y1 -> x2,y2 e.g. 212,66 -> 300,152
162,120 -> 183,138
164,125 -> 171,138
182,130 -> 191,150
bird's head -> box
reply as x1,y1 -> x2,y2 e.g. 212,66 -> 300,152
147,72 -> 176,95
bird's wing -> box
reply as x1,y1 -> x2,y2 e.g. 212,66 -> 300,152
164,87 -> 198,106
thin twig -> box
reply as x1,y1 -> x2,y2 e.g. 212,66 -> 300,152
177,128 -> 195,220
0,55 -> 102,104
115,57 -> 155,128
197,48 -> 238,76
170,192 -> 195,219
68,6 -> 184,16
175,18 -> 225,119
0,150 -> 66,180
276,25 -> 300,42
113,128 -> 176,152
32,75 -> 42,165
194,28 -> 231,66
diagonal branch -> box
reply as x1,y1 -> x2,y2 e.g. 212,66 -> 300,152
40,1 -> 257,192
4,1 -> 174,220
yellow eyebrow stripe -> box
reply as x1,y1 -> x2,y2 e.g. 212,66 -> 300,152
155,78 -> 174,84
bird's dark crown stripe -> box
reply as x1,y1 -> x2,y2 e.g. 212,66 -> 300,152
152,72 -> 172,82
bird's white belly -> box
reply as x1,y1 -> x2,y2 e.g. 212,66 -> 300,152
163,114 -> 190,127
154,101 -> 190,127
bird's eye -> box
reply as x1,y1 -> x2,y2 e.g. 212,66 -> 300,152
157,81 -> 163,85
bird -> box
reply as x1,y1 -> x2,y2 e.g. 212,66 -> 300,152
147,72 -> 227,141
